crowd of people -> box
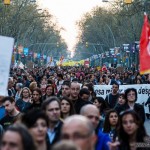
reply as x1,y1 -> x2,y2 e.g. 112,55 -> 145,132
0,66 -> 150,150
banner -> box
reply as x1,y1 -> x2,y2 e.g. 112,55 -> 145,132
0,36 -> 14,96
94,84 -> 150,113
23,48 -> 29,56
140,13 -> 150,74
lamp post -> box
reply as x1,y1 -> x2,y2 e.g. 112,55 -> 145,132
85,42 -> 106,66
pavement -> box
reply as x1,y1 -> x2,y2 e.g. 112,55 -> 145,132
144,119 -> 150,135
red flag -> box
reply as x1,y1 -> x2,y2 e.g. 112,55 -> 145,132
140,13 -> 150,74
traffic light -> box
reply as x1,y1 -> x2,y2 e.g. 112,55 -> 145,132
4,0 -> 11,5
124,0 -> 132,4
86,42 -> 88,47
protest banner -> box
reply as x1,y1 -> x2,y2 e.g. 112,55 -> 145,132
94,84 -> 150,113
0,36 -> 14,96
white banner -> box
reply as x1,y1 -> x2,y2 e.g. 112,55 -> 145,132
94,84 -> 150,113
0,36 -> 14,96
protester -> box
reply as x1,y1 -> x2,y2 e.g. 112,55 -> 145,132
21,109 -> 50,150
30,87 -> 43,110
0,96 -> 21,130
61,81 -> 71,98
103,109 -> 119,141
60,97 -> 75,119
42,96 -> 63,145
108,110 -> 149,150
61,115 -> 97,150
74,88 -> 92,114
15,87 -> 32,113
42,84 -> 55,101
0,124 -> 36,150
80,104 -> 111,150
115,88 -> 145,123
105,82 -> 120,109
114,93 -> 126,111
15,83 -> 23,101
93,96 -> 107,118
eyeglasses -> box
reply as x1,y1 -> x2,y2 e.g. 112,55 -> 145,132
127,93 -> 135,97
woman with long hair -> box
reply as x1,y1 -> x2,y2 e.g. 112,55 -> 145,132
22,109 -> 50,150
60,96 -> 75,119
0,124 -> 36,150
30,87 -> 43,110
16,87 -> 32,113
108,110 -> 149,150
103,109 -> 119,141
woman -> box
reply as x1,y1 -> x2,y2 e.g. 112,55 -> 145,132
115,88 -> 145,124
108,110 -> 149,150
0,124 -> 36,150
115,93 -> 126,111
93,97 -> 107,117
60,97 -> 75,119
16,87 -> 32,113
103,109 -> 119,141
30,87 -> 43,110
42,84 -> 55,101
21,109 -> 50,150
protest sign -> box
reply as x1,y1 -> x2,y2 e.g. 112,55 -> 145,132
94,84 -> 150,113
0,36 -> 14,96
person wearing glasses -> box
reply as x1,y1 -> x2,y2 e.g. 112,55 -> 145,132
115,88 -> 145,123
15,87 -> 32,113
108,110 -> 149,150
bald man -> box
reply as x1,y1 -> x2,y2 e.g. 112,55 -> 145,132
61,115 -> 97,150
80,104 -> 111,150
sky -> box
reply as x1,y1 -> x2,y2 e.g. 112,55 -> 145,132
37,0 -> 106,51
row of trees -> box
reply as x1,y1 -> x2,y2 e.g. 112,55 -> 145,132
0,0 -> 67,58
73,0 -> 150,61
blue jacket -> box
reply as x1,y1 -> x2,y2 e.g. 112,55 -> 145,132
96,129 -> 111,150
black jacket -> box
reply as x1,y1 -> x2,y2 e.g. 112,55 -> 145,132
115,103 -> 145,123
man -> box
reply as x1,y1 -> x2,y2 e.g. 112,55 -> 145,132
0,96 -> 20,130
61,115 -> 97,150
80,104 -> 111,150
42,96 -> 63,145
69,82 -> 80,104
105,82 -> 120,109
74,88 -> 92,114
61,80 -> 71,97
56,74 -> 64,92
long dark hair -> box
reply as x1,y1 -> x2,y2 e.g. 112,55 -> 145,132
118,110 -> 148,150
2,124 -> 36,150
60,96 -> 75,118
32,87 -> 42,104
103,109 -> 119,133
